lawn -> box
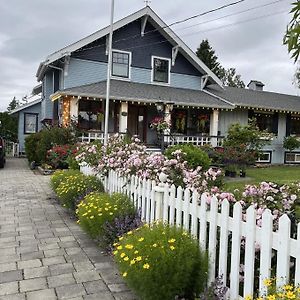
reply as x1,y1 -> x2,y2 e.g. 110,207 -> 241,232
223,165 -> 300,191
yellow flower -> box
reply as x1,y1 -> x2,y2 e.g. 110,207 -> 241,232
138,237 -> 144,242
120,253 -> 126,258
123,256 -> 129,261
263,279 -> 273,287
266,295 -> 276,300
113,243 -> 118,247
125,244 -> 134,250
136,256 -> 142,261
127,231 -> 133,235
119,237 -> 124,241
90,216 -> 94,219
168,239 -> 176,243
182,232 -> 188,236
143,263 -> 150,269
134,250 -> 139,254
284,285 -> 294,291
117,245 -> 123,250
109,212 -> 113,216
152,243 -> 158,248
130,259 -> 136,265
76,220 -> 80,224
170,246 -> 175,251
285,291 -> 296,299
244,296 -> 252,300
113,250 -> 118,255
122,272 -> 127,277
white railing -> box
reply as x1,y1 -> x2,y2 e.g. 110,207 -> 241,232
80,167 -> 300,299
164,134 -> 224,147
5,142 -> 19,157
78,131 -> 105,143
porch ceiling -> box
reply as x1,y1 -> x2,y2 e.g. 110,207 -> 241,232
52,80 -> 233,109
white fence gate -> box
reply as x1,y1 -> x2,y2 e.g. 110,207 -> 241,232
80,166 -> 300,299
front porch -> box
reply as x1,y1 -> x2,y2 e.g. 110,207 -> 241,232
52,80 -> 230,148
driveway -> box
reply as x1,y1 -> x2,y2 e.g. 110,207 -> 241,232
0,158 -> 135,300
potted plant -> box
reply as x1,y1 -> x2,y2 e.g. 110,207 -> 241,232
225,164 -> 237,177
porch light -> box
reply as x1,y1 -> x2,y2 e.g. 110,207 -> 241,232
155,102 -> 164,113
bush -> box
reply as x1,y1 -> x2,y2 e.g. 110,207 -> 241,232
283,135 -> 300,153
25,127 -> 76,164
114,222 -> 208,300
76,193 -> 136,239
46,144 -> 74,169
164,144 -> 211,170
56,174 -> 104,209
50,169 -> 82,192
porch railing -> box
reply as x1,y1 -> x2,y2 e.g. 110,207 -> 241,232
164,134 -> 224,147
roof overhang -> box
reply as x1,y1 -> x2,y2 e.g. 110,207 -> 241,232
9,98 -> 42,115
36,7 -> 223,87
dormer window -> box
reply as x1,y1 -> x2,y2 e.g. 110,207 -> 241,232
152,56 -> 170,84
112,50 -> 131,78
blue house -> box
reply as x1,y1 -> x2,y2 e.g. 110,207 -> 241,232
16,6 -> 300,163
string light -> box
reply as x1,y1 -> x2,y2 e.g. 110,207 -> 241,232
62,98 -> 70,127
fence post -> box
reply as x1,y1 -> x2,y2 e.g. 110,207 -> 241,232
154,173 -> 167,220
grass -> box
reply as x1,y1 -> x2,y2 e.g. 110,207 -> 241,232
223,165 -> 300,192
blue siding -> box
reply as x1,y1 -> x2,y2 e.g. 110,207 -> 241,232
72,19 -> 203,77
42,71 -> 54,120
18,103 -> 41,153
218,110 -> 248,136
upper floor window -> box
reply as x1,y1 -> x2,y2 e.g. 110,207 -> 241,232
112,50 -> 131,78
24,113 -> 38,134
152,57 -> 170,84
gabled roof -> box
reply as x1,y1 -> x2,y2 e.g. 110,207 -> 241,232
206,85 -> 300,113
51,80 -> 233,109
36,6 -> 223,87
9,98 -> 42,115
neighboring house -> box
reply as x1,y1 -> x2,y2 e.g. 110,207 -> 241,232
15,6 -> 300,164
9,97 -> 42,154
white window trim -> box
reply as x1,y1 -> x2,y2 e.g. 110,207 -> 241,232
285,152 -> 300,164
257,151 -> 272,163
111,49 -> 132,81
151,56 -> 171,86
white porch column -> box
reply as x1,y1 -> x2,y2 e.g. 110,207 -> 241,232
210,109 -> 219,147
163,104 -> 172,138
119,102 -> 128,133
69,97 -> 79,123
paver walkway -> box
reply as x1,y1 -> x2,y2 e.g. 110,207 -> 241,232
0,158 -> 136,300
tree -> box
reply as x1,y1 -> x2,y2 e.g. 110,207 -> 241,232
218,67 -> 245,88
196,39 -> 223,77
7,97 -> 19,112
196,39 -> 245,88
283,2 -> 300,87
283,136 -> 300,153
0,112 -> 18,142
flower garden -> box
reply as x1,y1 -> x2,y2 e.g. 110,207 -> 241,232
24,124 -> 300,299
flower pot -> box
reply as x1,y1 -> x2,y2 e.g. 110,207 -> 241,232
240,171 -> 246,178
229,171 -> 237,178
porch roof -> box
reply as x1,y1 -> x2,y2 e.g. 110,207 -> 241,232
52,80 -> 234,109
206,85 -> 300,114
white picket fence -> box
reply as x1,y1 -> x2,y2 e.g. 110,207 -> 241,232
80,166 -> 300,299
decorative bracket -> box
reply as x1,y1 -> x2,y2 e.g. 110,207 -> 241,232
172,46 -> 179,66
201,75 -> 209,90
141,15 -> 148,37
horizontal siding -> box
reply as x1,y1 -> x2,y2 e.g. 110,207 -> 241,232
65,58 -> 202,90
43,72 -> 54,119
218,109 -> 248,136
64,58 -> 107,89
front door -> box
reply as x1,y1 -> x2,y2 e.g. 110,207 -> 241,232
127,105 -> 147,142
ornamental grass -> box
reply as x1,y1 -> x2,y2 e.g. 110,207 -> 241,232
55,173 -> 104,210
76,192 -> 135,240
113,222 -> 208,300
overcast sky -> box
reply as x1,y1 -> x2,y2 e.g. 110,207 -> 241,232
0,0 -> 297,111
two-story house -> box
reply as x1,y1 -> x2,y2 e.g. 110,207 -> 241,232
13,6 -> 300,164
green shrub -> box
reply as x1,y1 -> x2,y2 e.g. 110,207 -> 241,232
114,223 -> 208,300
165,144 -> 211,170
76,193 -> 135,239
25,127 -> 76,164
56,174 -> 104,209
50,169 -> 82,192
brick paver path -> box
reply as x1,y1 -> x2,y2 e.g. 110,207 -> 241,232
0,158 -> 136,300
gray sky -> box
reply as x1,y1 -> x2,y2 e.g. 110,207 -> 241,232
0,0 -> 297,112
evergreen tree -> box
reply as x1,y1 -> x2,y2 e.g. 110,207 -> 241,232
7,97 -> 19,112
0,112 -> 18,141
196,39 -> 245,88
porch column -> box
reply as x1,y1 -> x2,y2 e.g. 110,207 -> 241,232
210,109 -> 219,147
119,102 -> 128,133
69,97 -> 79,123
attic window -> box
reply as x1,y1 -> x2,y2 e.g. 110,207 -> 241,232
112,50 -> 131,78
152,57 -> 170,84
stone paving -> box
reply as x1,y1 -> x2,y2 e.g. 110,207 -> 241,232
0,158 -> 136,300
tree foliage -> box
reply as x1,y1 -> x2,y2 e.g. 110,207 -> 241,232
284,1 -> 300,63
0,112 -> 18,142
196,39 -> 245,88
7,97 -> 19,112
283,136 -> 300,152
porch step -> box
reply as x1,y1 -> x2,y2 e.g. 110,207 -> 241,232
146,147 -> 162,154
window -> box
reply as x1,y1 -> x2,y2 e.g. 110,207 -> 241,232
290,115 -> 300,136
24,113 -> 38,134
152,57 -> 170,84
257,151 -> 272,163
285,152 -> 300,164
250,111 -> 278,134
112,51 -> 130,78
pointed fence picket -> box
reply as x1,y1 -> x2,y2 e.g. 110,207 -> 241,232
80,166 -> 300,299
